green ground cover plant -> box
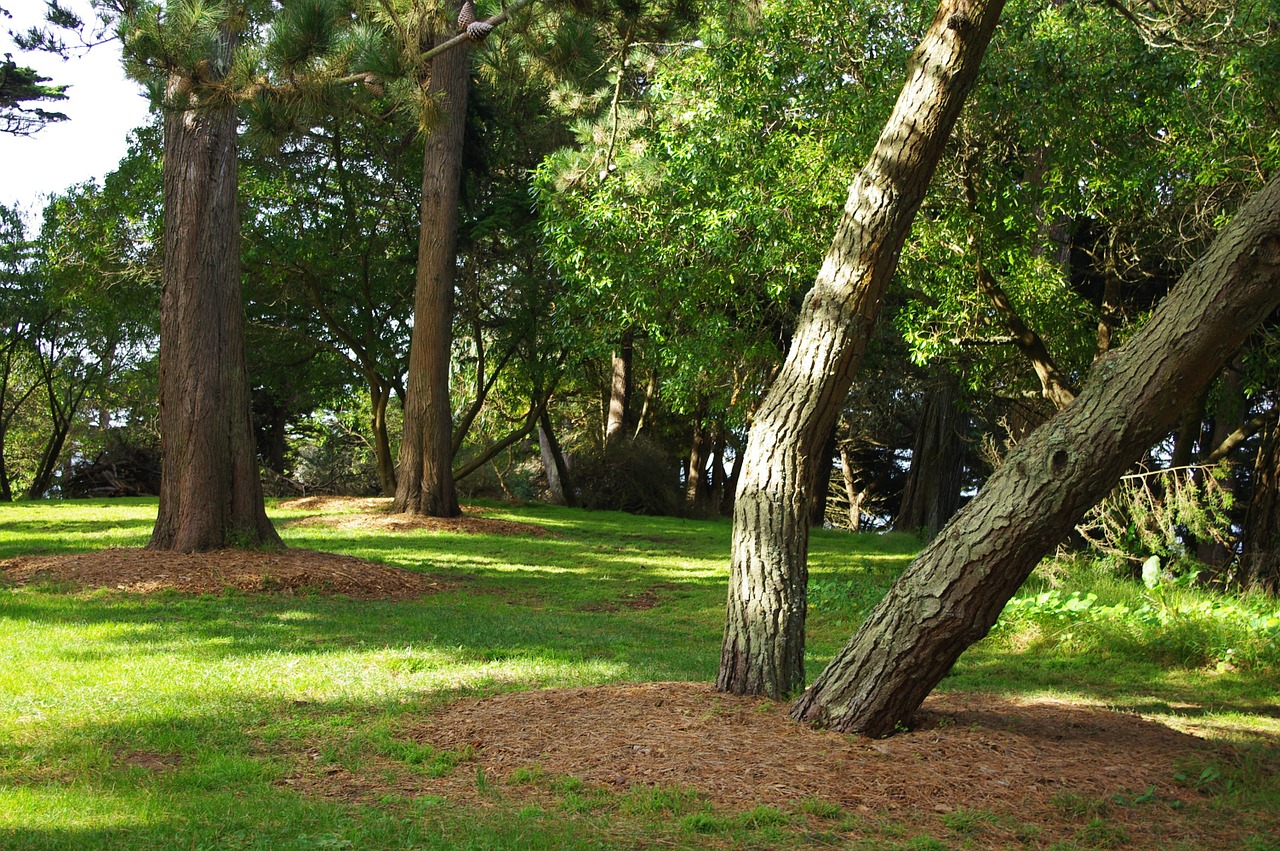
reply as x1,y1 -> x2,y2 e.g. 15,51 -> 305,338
0,499 -> 1277,849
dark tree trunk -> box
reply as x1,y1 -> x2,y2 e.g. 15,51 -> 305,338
894,375 -> 965,538
149,52 -> 280,552
1241,416 -> 1280,593
716,0 -> 1006,699
791,175 -> 1280,735
393,29 -> 468,518
371,377 -> 396,496
685,404 -> 712,511
809,425 -> 839,528
605,332 -> 634,445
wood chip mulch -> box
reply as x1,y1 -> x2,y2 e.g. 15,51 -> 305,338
278,681 -> 1271,849
277,497 -> 557,538
0,547 -> 445,600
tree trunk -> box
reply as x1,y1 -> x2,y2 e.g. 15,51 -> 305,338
685,404 -> 711,511
538,408 -> 577,508
393,28 -> 469,518
371,377 -> 396,496
1241,416 -> 1280,593
149,53 -> 280,552
840,445 -> 865,532
894,374 -> 965,538
716,0 -> 1007,699
605,332 -> 634,445
809,425 -> 839,528
790,175 -> 1280,736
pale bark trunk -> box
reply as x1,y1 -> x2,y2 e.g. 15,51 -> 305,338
791,175 -> 1280,735
393,28 -> 468,518
539,408 -> 577,508
839,445 -> 864,532
150,48 -> 280,551
717,0 -> 1007,698
606,333 -> 634,444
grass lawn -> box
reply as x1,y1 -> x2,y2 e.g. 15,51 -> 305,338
0,498 -> 1276,849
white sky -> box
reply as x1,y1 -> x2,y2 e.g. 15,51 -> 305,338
1,0 -> 153,218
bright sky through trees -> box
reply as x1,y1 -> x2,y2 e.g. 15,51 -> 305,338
0,0 -> 150,215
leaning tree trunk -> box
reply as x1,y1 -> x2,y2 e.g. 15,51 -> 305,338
393,28 -> 469,518
717,0 -> 1007,699
791,176 -> 1280,736
150,55 -> 280,552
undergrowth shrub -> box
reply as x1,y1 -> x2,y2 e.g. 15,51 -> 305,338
996,558 -> 1280,670
1076,464 -> 1233,575
572,436 -> 682,516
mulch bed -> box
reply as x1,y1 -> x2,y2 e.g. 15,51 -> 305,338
277,682 -> 1273,849
278,497 -> 557,538
0,547 -> 445,600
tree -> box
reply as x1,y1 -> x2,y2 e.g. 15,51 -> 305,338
791,174 -> 1280,735
0,53 -> 67,135
393,9 -> 471,517
716,0 -> 1007,698
112,1 -> 281,550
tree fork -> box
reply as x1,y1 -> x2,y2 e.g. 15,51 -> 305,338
791,175 -> 1280,736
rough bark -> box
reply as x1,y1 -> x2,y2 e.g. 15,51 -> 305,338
791,175 -> 1280,736
393,28 -> 469,518
716,0 -> 1007,699
150,54 -> 280,551
894,375 -> 965,538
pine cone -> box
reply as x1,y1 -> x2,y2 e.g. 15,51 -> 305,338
457,0 -> 477,31
466,20 -> 494,41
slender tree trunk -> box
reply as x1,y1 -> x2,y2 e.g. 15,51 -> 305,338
1241,416 -> 1280,593
538,407 -> 577,508
894,374 -> 966,538
717,0 -> 1007,699
371,378 -> 396,496
791,175 -> 1280,735
685,403 -> 711,510
393,28 -> 469,518
840,446 -> 865,532
605,332 -> 634,444
809,425 -> 839,528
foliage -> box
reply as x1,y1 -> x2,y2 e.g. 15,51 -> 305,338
571,434 -> 681,516
1076,465 -> 1235,569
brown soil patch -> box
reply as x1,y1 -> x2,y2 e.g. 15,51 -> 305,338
282,682 -> 1274,849
1,548 -> 444,600
278,496 -> 556,538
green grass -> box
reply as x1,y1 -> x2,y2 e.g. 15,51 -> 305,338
1,498 -> 1278,849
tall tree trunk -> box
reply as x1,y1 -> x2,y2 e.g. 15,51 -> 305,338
717,0 -> 1006,699
393,29 -> 468,518
791,175 -> 1280,735
150,54 -> 280,552
894,374 -> 966,538
605,332 -> 634,444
